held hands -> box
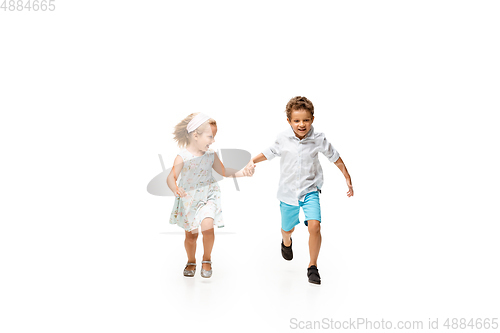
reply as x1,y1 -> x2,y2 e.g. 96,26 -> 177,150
346,179 -> 354,197
242,160 -> 256,177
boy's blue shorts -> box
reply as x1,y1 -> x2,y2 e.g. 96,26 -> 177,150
280,191 -> 321,232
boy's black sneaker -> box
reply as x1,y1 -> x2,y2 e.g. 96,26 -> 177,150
281,239 -> 293,261
307,265 -> 321,284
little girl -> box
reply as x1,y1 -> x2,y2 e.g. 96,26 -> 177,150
166,113 -> 254,278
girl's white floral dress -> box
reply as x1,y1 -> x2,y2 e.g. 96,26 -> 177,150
169,148 -> 223,231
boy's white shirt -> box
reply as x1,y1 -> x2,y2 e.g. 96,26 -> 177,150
262,125 -> 340,206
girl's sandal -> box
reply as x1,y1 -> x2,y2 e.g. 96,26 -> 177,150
183,263 -> 196,277
200,260 -> 212,278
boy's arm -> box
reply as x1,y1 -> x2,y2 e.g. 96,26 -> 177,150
237,153 -> 267,176
319,135 -> 340,163
251,153 -> 267,164
318,134 -> 352,196
245,136 -> 280,173
334,157 -> 353,197
256,136 -> 281,163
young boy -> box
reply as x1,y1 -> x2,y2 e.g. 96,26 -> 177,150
251,96 -> 353,284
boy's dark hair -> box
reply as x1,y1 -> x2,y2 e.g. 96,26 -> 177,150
285,96 -> 314,119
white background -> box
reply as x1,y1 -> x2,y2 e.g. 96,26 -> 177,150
1,1 -> 499,332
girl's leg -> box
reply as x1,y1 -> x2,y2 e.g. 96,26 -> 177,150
184,230 -> 198,270
281,227 -> 295,246
201,217 -> 215,271
307,220 -> 321,267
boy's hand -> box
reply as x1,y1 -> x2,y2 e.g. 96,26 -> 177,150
176,187 -> 187,198
346,179 -> 354,197
242,160 -> 256,177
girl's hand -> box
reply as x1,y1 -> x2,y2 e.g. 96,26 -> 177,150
176,187 -> 187,198
242,160 -> 256,177
346,179 -> 354,197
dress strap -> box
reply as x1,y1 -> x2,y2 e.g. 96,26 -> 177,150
178,148 -> 189,161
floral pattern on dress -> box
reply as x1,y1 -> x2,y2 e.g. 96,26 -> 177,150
169,148 -> 223,231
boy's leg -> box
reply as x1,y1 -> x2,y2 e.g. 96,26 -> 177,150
201,217 -> 215,271
280,201 -> 300,246
280,201 -> 300,260
281,227 -> 294,260
302,191 -> 322,267
302,191 -> 322,284
307,220 -> 321,267
184,230 -> 198,270
281,227 -> 295,246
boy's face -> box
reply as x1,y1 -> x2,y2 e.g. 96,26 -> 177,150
287,109 -> 314,140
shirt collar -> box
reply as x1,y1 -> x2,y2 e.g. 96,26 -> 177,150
287,125 -> 315,141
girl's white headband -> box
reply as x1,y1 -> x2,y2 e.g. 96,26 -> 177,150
187,113 -> 211,133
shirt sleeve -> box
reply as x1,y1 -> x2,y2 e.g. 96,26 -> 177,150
319,135 -> 340,163
262,135 -> 281,161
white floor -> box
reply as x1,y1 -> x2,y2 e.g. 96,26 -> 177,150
138,185 -> 500,332
2,165 -> 499,332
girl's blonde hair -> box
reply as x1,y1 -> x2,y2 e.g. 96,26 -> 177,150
173,112 -> 217,147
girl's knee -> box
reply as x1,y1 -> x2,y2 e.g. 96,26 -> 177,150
201,217 -> 214,234
202,228 -> 214,237
185,230 -> 198,241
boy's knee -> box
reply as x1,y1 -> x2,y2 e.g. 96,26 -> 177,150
307,220 -> 321,233
282,227 -> 295,235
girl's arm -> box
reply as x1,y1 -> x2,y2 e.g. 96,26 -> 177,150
333,157 -> 353,197
166,155 -> 186,196
213,152 -> 254,178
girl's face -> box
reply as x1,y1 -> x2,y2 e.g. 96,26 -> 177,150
194,124 -> 217,152
287,109 -> 314,139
